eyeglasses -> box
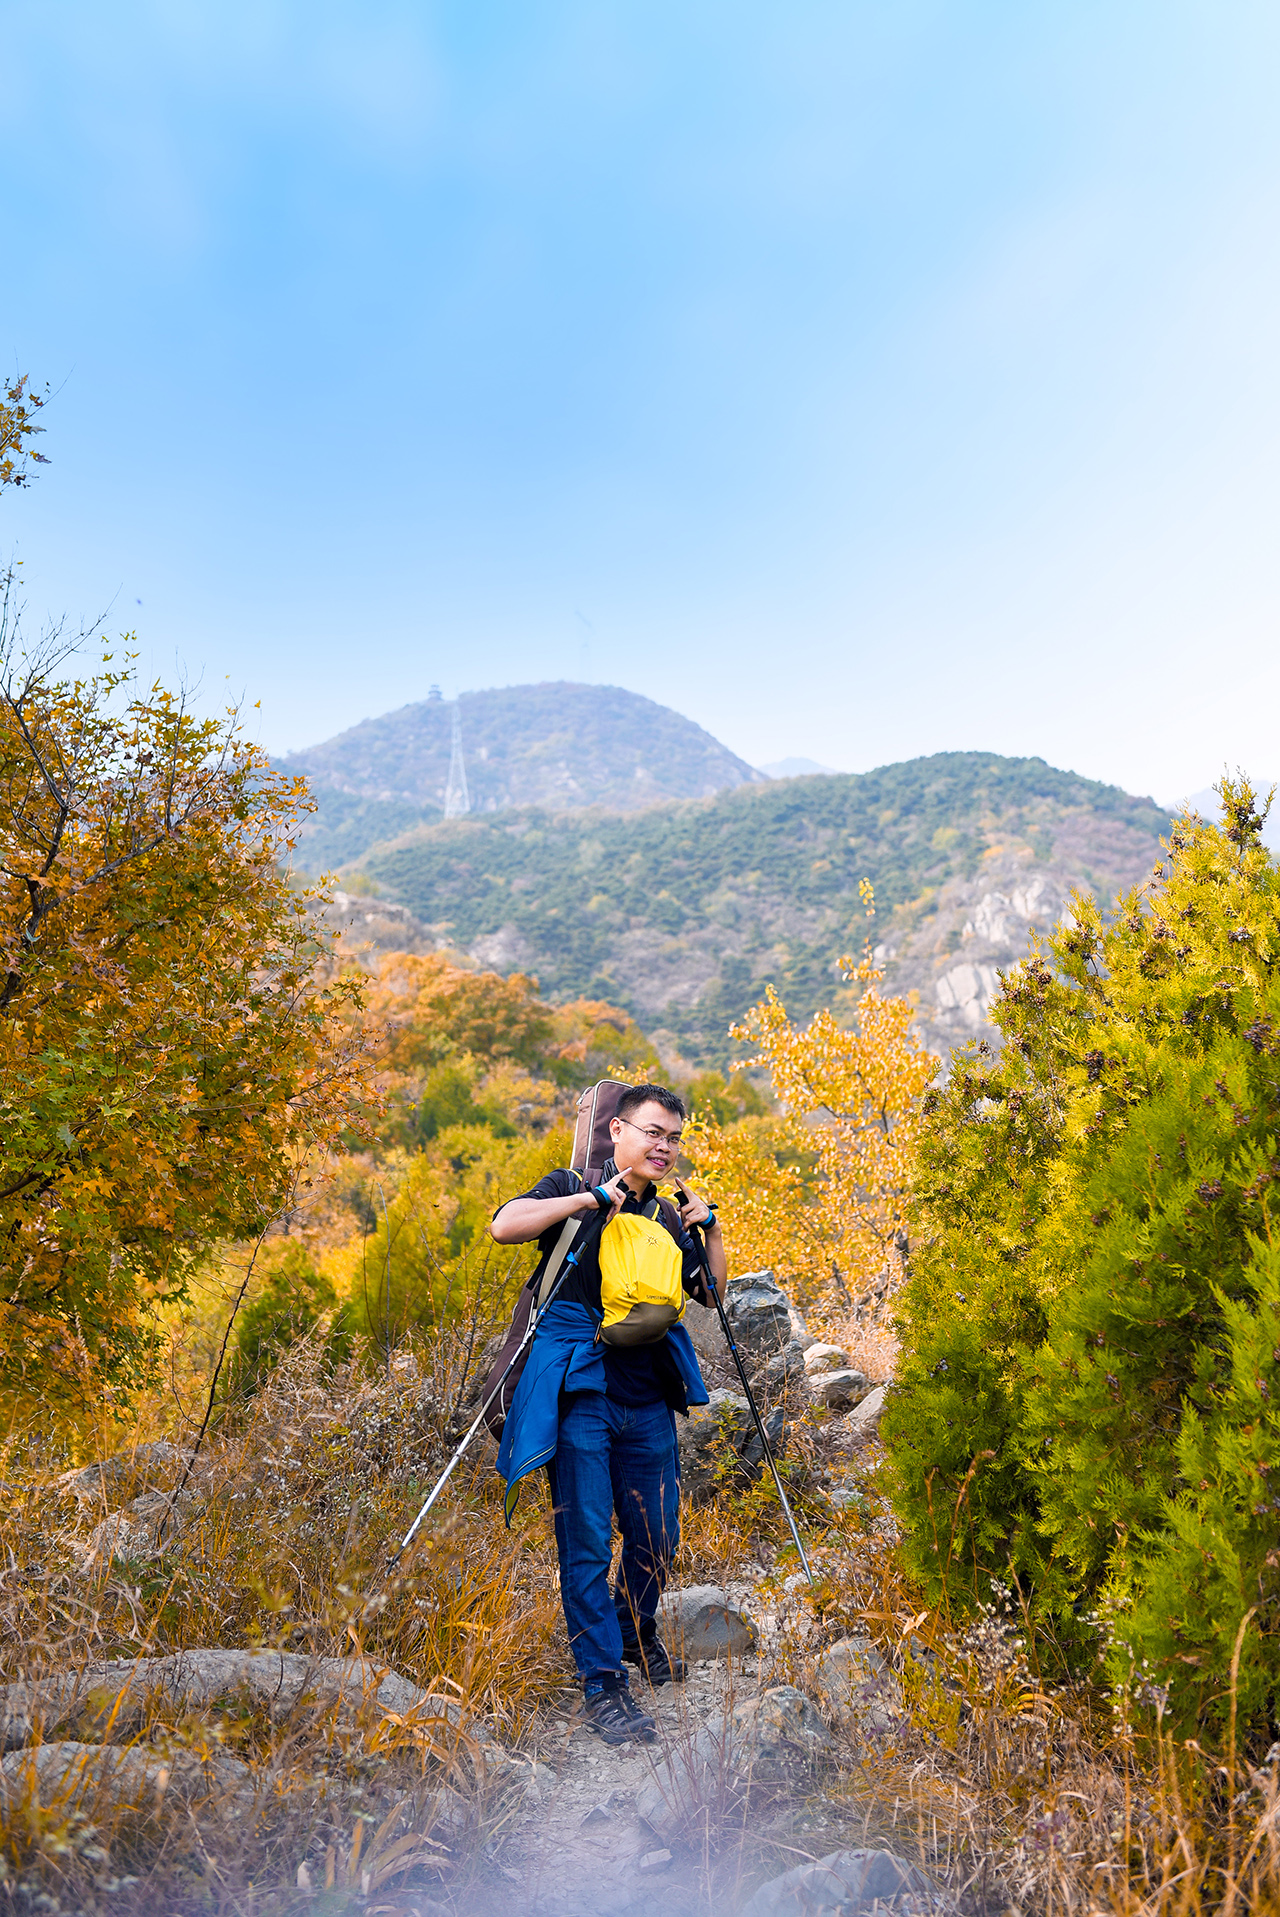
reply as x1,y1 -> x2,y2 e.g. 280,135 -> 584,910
618,1117 -> 683,1149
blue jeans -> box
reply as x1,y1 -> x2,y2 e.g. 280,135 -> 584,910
546,1392 -> 680,1682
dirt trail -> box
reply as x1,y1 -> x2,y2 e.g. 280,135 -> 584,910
499,1653 -> 760,1916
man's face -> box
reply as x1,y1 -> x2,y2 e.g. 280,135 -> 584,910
610,1100 -> 683,1182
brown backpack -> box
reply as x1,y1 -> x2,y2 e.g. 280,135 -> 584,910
571,1078 -> 633,1169
480,1170 -> 598,1439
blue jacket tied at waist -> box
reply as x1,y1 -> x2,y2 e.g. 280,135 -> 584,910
495,1299 -> 710,1524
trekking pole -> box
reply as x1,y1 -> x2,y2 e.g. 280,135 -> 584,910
678,1190 -> 815,1586
382,1216 -> 606,1578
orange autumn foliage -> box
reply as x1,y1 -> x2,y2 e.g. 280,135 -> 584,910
0,619 -> 373,1409
362,953 -> 659,1150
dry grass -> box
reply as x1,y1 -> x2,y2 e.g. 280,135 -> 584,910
837,1317 -> 900,1385
0,1326 -> 1275,1916
0,1329 -> 569,1914
772,1452 -> 1280,1917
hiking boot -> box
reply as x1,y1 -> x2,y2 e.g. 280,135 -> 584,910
582,1679 -> 656,1745
622,1629 -> 687,1687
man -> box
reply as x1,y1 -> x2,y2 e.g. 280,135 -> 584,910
490,1084 -> 727,1745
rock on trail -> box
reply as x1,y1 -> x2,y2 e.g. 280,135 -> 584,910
807,1369 -> 869,1412
0,1650 -> 531,1810
834,1384 -> 887,1447
676,1391 -> 788,1504
802,1343 -> 851,1376
0,1740 -> 252,1807
632,1682 -> 831,1848
657,1585 -> 756,1662
740,1846 -> 946,1916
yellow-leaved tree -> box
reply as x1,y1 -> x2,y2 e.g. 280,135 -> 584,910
0,374 -> 47,492
684,886 -> 936,1315
0,609 -> 374,1413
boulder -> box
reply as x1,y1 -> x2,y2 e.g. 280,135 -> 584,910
813,1638 -> 902,1732
836,1383 -> 887,1445
633,1723 -> 725,1844
728,1685 -> 830,1782
740,1847 -> 944,1916
761,1340 -> 809,1393
0,1740 -> 251,1808
787,1304 -> 815,1350
634,1685 -> 829,1843
802,1343 -> 851,1376
741,1403 -> 786,1473
0,1652 -> 518,1785
677,1390 -> 785,1504
54,1442 -> 188,1512
76,1488 -> 197,1566
683,1295 -> 726,1363
814,1637 -> 888,1692
808,1369 -> 868,1412
723,1273 -> 792,1361
657,1585 -> 755,1661
678,1389 -> 749,1502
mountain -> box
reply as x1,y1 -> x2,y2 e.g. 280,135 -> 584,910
336,752 -> 1172,1066
759,757 -> 843,778
284,682 -> 765,868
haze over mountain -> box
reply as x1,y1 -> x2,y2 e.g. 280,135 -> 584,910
285,683 -> 764,869
1175,784 -> 1280,855
758,757 -> 843,779
320,745 -> 1174,1068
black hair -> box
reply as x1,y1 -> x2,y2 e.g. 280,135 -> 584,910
616,1083 -> 686,1124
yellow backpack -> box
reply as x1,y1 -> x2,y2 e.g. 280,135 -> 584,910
598,1200 -> 686,1347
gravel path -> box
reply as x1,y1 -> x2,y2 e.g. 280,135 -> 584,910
496,1654 -> 761,1917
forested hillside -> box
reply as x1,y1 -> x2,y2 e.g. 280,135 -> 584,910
285,682 -> 764,865
341,752 -> 1171,1063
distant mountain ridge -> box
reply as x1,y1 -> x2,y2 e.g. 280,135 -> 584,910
759,757 -> 843,778
326,751 -> 1173,1066
285,682 -> 764,868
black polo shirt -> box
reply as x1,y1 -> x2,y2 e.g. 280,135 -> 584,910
509,1161 -> 707,1409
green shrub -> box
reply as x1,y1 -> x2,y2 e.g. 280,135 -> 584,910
225,1242 -> 351,1396
883,780 -> 1280,1746
346,1122 -> 572,1348
400,1061 -> 519,1145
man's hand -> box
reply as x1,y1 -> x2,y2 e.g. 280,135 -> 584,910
492,1172 -> 626,1245
675,1184 -> 725,1299
578,1171 -> 628,1221
676,1187 -> 718,1232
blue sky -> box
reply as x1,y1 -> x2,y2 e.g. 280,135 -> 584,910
4,2 -> 1279,805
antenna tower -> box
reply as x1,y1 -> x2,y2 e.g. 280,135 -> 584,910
443,702 -> 471,818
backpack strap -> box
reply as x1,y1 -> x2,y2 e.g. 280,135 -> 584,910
534,1172 -> 591,1309
652,1194 -> 682,1233
651,1190 -> 710,1302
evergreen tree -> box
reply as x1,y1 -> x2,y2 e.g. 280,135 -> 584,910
884,781 -> 1280,1745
